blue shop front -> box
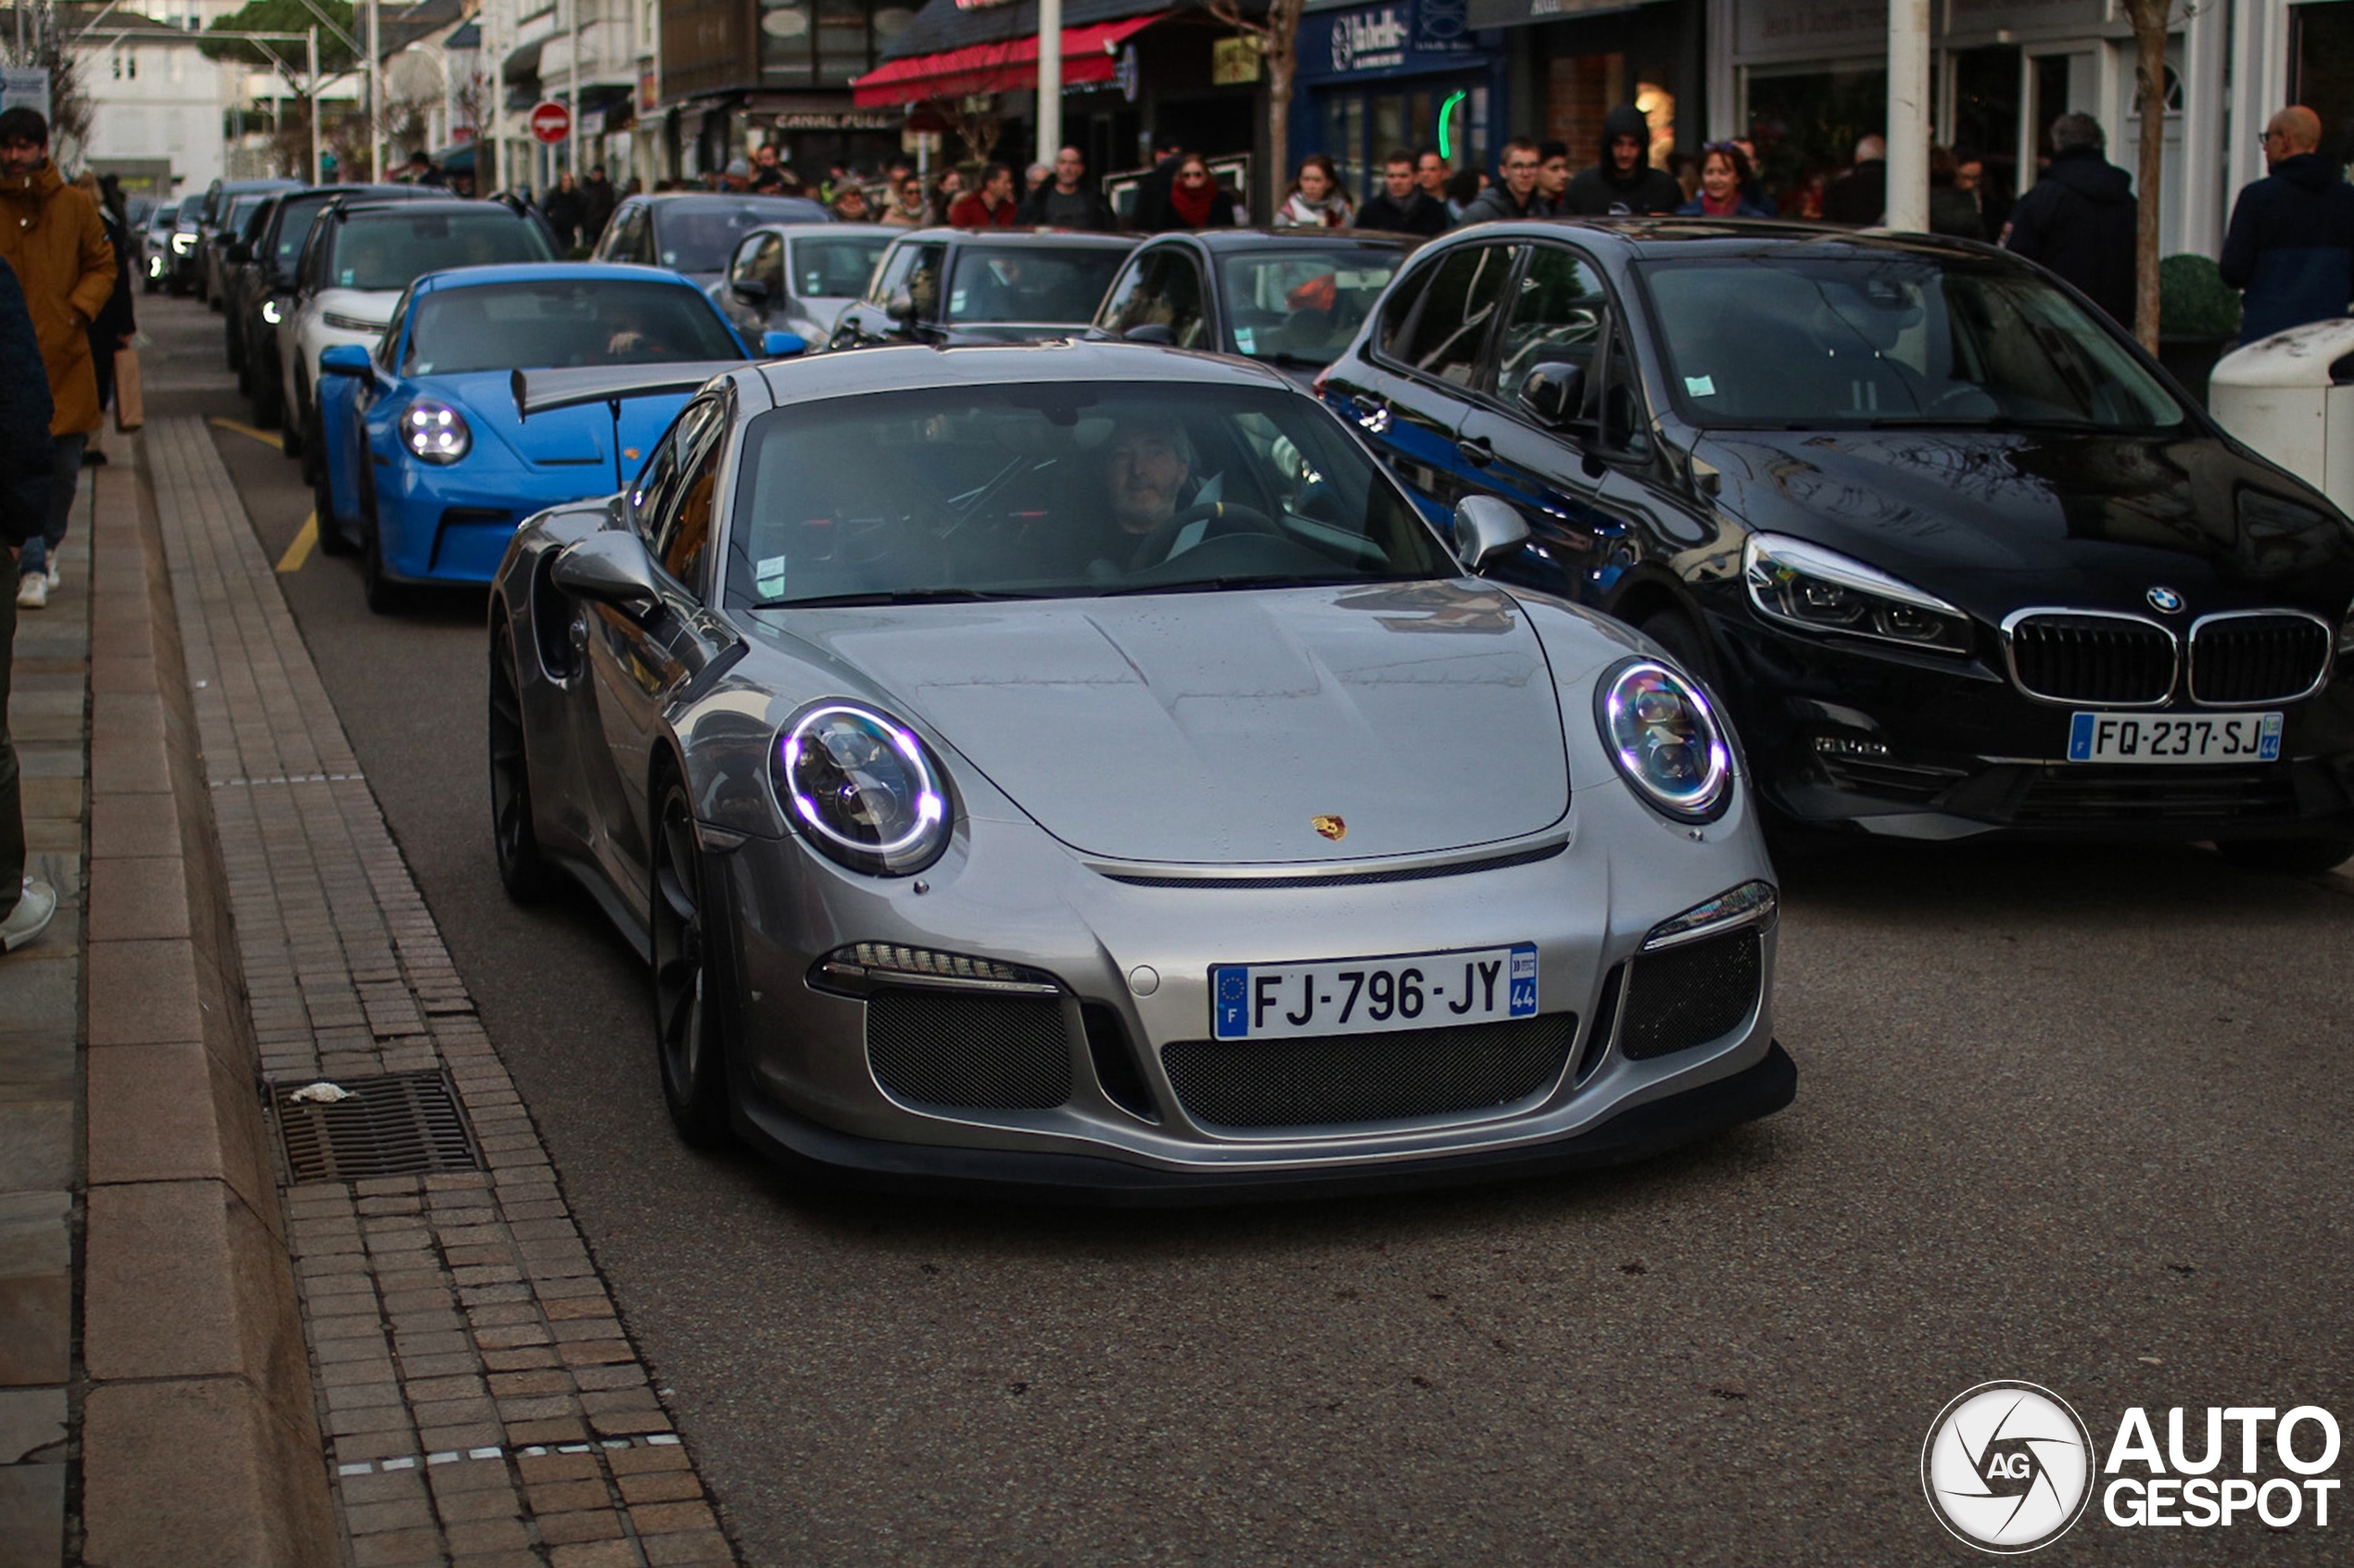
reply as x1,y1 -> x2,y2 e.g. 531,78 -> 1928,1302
1294,0 -> 1508,202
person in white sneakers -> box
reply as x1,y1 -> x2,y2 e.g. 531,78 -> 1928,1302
0,252 -> 57,953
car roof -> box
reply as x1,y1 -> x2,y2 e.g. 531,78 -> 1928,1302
1444,215 -> 2002,265
412,261 -> 715,295
888,227 -> 1140,249
739,221 -> 892,240
1141,228 -> 1419,253
751,339 -> 1291,407
332,197 -> 515,221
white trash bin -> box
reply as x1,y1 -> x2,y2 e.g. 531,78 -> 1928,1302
2208,317 -> 2354,512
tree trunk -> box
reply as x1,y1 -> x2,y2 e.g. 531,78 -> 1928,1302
1267,51 -> 1293,218
2131,2 -> 2169,353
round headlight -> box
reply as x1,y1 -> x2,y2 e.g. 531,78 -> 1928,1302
775,703 -> 949,875
401,399 -> 470,463
1595,659 -> 1732,823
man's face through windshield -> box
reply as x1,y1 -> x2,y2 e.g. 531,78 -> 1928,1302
1105,422 -> 1190,535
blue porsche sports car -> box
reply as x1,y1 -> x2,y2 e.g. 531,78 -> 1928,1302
314,262 -> 799,610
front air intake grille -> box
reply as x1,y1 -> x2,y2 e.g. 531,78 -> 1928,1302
277,1071 -> 481,1183
1158,1014 -> 1576,1130
2011,765 -> 2302,823
866,988 -> 1072,1110
2188,614 -> 2331,704
2006,613 -> 2176,705
1620,930 -> 1762,1061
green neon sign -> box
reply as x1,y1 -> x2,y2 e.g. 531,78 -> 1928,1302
1437,91 -> 1468,160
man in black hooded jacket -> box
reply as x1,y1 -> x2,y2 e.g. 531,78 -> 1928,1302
2221,105 -> 2354,343
2001,112 -> 2137,330
1562,104 -> 1683,217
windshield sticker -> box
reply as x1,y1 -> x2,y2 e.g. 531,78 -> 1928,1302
1685,374 -> 1717,398
1233,326 -> 1256,353
755,555 -> 788,598
338,269 -> 355,285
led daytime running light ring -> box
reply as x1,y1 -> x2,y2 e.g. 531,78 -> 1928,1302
779,703 -> 947,862
1599,658 -> 1732,821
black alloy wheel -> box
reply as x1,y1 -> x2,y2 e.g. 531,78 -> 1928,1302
487,636 -> 555,903
357,470 -> 403,613
249,351 -> 283,429
279,371 -> 306,458
226,318 -> 244,375
652,779 -> 735,1147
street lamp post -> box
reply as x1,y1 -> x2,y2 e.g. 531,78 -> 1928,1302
366,0 -> 382,182
1036,0 -> 1060,172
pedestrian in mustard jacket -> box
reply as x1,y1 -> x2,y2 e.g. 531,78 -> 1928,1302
0,106 -> 117,609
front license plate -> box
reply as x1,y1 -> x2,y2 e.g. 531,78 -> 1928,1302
2066,712 -> 2282,765
1211,944 -> 1538,1041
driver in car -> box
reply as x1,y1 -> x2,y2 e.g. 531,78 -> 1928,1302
1106,416 -> 1194,538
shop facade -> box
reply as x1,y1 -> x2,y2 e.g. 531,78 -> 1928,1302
1291,0 -> 1510,201
1467,0 -> 1700,172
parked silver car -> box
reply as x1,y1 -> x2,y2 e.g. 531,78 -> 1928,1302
711,221 -> 891,347
488,342 -> 1795,1198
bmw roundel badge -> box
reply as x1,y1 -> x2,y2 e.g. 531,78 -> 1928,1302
2146,586 -> 2185,613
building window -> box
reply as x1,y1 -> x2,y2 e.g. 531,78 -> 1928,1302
761,0 -> 888,86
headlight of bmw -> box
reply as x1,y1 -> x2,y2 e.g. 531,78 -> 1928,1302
400,399 -> 470,463
1595,658 -> 1732,823
1742,532 -> 1972,654
773,703 -> 950,875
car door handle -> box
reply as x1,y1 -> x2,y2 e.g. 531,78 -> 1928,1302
1456,436 -> 1494,467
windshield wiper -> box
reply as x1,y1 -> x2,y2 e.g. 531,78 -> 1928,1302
1249,350 -> 1330,368
754,588 -> 1037,608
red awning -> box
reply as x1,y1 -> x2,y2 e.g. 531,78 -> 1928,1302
853,14 -> 1163,108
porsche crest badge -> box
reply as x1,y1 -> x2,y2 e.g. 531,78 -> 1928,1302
1311,815 -> 1347,841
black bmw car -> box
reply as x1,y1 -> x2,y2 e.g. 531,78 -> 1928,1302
1320,220 -> 2354,868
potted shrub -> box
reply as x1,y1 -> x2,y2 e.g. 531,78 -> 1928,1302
2159,253 -> 2241,409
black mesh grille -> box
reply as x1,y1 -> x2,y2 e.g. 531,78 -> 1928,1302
2188,615 -> 2330,704
1621,930 -> 1762,1061
2008,614 -> 2175,704
2012,765 -> 2301,823
1159,1014 -> 1577,1130
866,988 -> 1073,1110
1817,752 -> 1968,804
277,1071 -> 480,1183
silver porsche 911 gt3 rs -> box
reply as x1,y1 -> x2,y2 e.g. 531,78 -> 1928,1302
487,341 -> 1794,1200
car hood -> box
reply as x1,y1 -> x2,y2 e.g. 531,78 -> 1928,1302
429,371 -> 692,471
1699,427 -> 2354,615
749,580 -> 1569,865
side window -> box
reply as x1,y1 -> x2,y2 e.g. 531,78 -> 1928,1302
608,206 -> 647,263
654,436 -> 725,594
1374,259 -> 1437,360
1496,245 -> 1611,408
901,243 -> 947,320
1391,244 -> 1518,387
1095,253 -> 1157,332
1598,330 -> 1652,459
750,234 -> 784,297
1160,254 -> 1208,348
630,399 -> 720,544
376,288 -> 413,370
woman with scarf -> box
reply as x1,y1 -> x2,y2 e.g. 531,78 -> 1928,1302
1272,155 -> 1354,229
1674,143 -> 1775,220
1153,154 -> 1239,233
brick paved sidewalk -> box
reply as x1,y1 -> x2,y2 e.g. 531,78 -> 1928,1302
146,417 -> 737,1568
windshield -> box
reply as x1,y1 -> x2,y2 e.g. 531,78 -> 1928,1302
329,211 -> 553,292
725,383 -> 1449,607
1217,247 -> 1399,367
654,200 -> 826,273
225,195 -> 267,234
1638,255 -> 2185,432
403,280 -> 743,374
946,246 -> 1128,325
790,234 -> 887,299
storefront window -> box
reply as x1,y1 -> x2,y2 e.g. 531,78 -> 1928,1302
762,0 -> 886,86
1743,64 -> 1887,220
2292,1 -> 2354,169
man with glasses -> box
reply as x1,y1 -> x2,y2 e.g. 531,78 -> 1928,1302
1462,138 -> 1552,223
2221,105 -> 2354,344
1563,104 -> 1684,217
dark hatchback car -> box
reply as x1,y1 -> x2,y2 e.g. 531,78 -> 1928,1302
224,184 -> 441,428
590,192 -> 832,286
829,227 -> 1137,348
1093,228 -> 1415,383
1320,220 -> 2354,868
184,176 -> 298,297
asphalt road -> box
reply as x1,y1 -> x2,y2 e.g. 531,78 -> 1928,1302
139,292 -> 2353,1565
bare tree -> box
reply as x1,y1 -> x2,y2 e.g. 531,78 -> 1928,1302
2122,0 -> 2170,352
1204,0 -> 1303,199
921,95 -> 1002,171
3,3 -> 94,160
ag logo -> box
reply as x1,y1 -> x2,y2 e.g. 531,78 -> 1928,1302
1922,1382 -> 2095,1553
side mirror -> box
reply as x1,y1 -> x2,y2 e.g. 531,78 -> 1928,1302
1452,496 -> 1530,574
1122,322 -> 1177,346
319,343 -> 373,377
226,239 -> 250,265
761,330 -> 808,358
731,276 -> 771,306
885,286 -> 918,323
1518,361 -> 1587,429
550,531 -> 663,618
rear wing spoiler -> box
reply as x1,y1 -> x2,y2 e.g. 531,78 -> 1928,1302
511,360 -> 747,423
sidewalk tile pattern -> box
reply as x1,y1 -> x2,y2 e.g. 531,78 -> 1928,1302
0,486 -> 90,1568
146,420 -> 735,1568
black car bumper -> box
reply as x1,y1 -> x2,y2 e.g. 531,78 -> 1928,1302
729,1041 -> 1798,1207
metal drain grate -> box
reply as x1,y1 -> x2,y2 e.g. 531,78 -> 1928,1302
276,1070 -> 482,1182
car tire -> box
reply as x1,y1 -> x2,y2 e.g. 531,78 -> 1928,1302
310,439 -> 339,550
652,778 -> 736,1149
2217,837 -> 2354,875
358,474 -> 403,612
249,359 -> 282,429
299,400 -> 323,486
1638,604 -> 1721,688
487,635 -> 557,904
279,373 -> 306,459
226,322 -> 243,375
